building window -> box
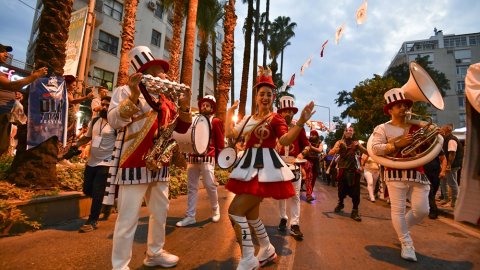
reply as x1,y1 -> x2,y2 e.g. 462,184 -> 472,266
98,30 -> 119,55
93,67 -> 114,88
164,37 -> 172,53
459,113 -> 466,127
457,81 -> 465,95
458,96 -> 465,109
456,65 -> 468,78
103,0 -> 123,21
154,1 -> 164,18
469,35 -> 480,46
151,29 -> 162,47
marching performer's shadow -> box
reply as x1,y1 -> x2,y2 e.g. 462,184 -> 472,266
365,245 -> 474,269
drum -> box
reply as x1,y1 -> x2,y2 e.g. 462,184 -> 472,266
218,147 -> 237,169
281,156 -> 306,181
172,114 -> 211,155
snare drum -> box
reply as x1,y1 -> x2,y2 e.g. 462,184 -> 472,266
172,114 -> 211,155
218,147 -> 237,169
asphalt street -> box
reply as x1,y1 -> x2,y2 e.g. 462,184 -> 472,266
1,179 -> 479,270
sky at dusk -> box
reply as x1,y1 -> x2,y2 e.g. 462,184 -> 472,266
1,0 -> 479,128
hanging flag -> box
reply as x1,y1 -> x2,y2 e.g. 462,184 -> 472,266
356,1 -> 368,25
320,40 -> 329,57
335,23 -> 346,45
300,56 -> 313,76
288,73 -> 296,86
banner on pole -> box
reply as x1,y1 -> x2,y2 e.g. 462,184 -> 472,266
27,76 -> 68,149
63,7 -> 88,77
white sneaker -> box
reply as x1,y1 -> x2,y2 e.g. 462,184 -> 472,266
176,216 -> 196,227
236,255 -> 259,270
212,208 -> 220,222
143,250 -> 179,267
257,243 -> 277,266
401,244 -> 417,262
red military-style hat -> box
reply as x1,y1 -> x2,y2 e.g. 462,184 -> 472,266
254,66 -> 276,89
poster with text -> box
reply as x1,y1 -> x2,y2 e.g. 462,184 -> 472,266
27,76 -> 68,149
63,7 -> 88,77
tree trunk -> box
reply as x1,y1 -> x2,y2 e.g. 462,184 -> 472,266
217,0 -> 237,122
238,0 -> 254,119
280,49 -> 284,79
168,0 -> 185,82
262,0 -> 270,67
251,0 -> 260,114
180,0 -> 199,86
117,0 -> 139,86
230,29 -> 235,107
198,33 -> 208,99
8,0 -> 74,187
211,34 -> 218,99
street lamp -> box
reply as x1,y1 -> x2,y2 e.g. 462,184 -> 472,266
314,104 -> 331,131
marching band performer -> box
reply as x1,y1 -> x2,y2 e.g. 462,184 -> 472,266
224,67 -> 315,270
369,88 -> 430,262
276,95 -> 310,240
107,46 -> 192,270
329,125 -> 366,222
176,95 -> 225,226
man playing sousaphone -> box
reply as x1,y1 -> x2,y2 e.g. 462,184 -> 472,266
107,46 -> 192,270
369,88 -> 431,262
176,95 -> 225,227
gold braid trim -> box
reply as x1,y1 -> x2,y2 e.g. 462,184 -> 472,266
119,98 -> 140,119
120,112 -> 157,166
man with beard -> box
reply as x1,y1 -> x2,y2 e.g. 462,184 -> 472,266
329,126 -> 366,222
75,96 -> 116,232
177,95 -> 225,226
276,95 -> 310,239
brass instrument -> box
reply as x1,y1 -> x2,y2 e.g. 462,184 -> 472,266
399,112 -> 440,157
141,74 -> 190,103
367,61 -> 444,169
140,76 -> 190,170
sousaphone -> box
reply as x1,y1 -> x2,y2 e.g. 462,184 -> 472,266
367,61 -> 445,169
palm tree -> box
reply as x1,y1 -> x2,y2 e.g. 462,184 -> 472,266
196,0 -> 223,99
180,0 -> 199,86
250,0 -> 260,114
8,0 -> 75,187
269,16 -> 296,78
166,0 -> 186,82
262,0 -> 270,67
238,0 -> 254,119
217,0 -> 237,122
117,0 -> 139,86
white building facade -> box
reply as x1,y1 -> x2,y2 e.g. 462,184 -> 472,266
26,0 -> 224,110
387,29 -> 480,128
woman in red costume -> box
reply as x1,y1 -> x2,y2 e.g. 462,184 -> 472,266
224,67 -> 315,270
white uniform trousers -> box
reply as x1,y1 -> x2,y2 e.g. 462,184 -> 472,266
278,173 -> 302,226
386,181 -> 430,246
112,182 -> 169,270
185,162 -> 219,217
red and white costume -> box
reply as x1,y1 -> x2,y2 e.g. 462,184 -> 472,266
226,113 -> 295,199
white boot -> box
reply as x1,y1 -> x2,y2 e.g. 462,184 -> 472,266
229,214 -> 259,270
248,218 -> 277,266
212,207 -> 220,222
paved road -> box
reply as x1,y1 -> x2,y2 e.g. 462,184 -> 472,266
1,180 -> 479,270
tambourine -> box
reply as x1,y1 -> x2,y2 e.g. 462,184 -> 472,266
218,147 -> 238,169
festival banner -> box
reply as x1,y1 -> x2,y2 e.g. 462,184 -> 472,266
63,7 -> 88,76
27,76 -> 68,149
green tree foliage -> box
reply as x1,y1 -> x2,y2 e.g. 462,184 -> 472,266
335,75 -> 398,139
384,55 -> 450,96
336,56 -> 450,139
